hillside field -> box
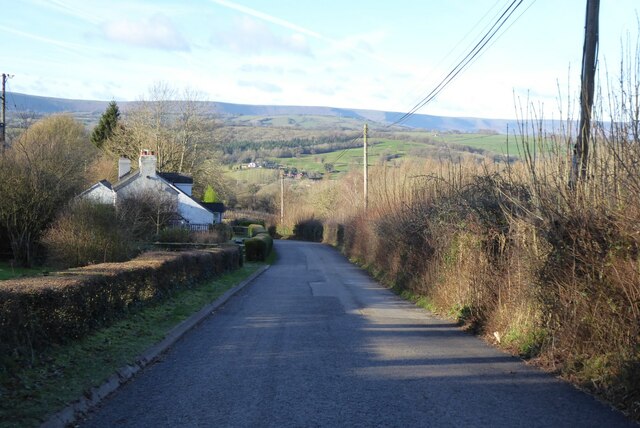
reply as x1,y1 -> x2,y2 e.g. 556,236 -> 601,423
268,133 -> 514,175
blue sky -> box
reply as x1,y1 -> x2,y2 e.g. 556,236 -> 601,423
1,0 -> 638,119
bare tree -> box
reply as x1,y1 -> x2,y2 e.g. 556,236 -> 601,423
104,82 -> 216,176
116,188 -> 178,238
0,115 -> 95,266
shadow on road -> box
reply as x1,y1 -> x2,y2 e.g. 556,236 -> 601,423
82,240 -> 634,428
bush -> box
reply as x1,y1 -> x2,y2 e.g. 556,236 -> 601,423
116,189 -> 178,240
245,233 -> 273,261
42,201 -> 133,268
209,223 -> 233,241
156,227 -> 191,243
191,224 -> 232,244
322,222 -> 344,247
231,218 -> 265,227
0,246 -> 241,361
267,225 -> 280,239
248,223 -> 268,237
0,115 -> 96,267
232,226 -> 249,237
293,218 -> 324,242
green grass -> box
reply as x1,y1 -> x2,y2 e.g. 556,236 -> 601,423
0,261 -> 52,281
224,132 -> 542,181
227,168 -> 279,185
438,133 -> 510,153
272,139 -> 428,174
268,135 -> 522,175
0,262 -> 264,428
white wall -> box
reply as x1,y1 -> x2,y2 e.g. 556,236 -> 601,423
82,184 -> 116,205
177,193 -> 214,224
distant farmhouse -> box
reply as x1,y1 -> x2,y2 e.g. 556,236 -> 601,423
80,150 -> 224,229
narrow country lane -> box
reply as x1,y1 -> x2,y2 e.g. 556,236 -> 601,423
82,240 -> 633,427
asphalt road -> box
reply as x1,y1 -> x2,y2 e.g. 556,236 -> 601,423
82,240 -> 634,427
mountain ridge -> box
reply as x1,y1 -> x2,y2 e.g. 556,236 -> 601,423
6,92 -> 517,133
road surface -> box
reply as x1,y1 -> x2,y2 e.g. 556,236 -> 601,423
82,240 -> 633,427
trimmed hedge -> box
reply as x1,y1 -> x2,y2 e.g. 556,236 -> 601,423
232,226 -> 249,237
0,246 -> 241,360
248,224 -> 268,237
245,233 -> 273,261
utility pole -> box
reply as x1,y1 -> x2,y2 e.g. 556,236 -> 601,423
363,123 -> 368,210
570,0 -> 600,187
280,168 -> 285,225
1,73 -> 7,153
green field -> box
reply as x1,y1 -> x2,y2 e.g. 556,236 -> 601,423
223,132 -> 538,181
227,168 -> 279,185
439,133 -> 510,153
269,134 -> 516,175
271,139 -> 423,173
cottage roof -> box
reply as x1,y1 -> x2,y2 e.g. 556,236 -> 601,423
113,171 -> 141,191
201,202 -> 226,213
77,179 -> 115,198
158,172 -> 193,184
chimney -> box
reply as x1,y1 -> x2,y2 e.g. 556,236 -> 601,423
139,149 -> 157,177
118,158 -> 131,179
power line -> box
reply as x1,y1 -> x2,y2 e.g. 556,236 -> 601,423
6,80 -> 20,111
462,0 -> 537,74
392,0 -> 522,126
332,133 -> 363,164
403,0 -> 505,108
390,0 -> 527,127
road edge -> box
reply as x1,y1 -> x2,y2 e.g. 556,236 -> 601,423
41,264 -> 270,428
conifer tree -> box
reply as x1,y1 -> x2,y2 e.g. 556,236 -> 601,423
91,101 -> 120,148
203,185 -> 219,203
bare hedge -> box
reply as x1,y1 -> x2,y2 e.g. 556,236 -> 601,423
0,246 -> 241,359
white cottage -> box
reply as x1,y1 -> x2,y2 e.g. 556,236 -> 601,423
79,150 -> 224,227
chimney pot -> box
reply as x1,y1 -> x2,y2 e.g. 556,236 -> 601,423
139,150 -> 157,177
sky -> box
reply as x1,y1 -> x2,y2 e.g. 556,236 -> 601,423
1,0 -> 639,119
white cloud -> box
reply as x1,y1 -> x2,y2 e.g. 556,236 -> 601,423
238,80 -> 282,93
208,0 -> 324,41
307,84 -> 341,96
102,14 -> 189,51
212,17 -> 311,56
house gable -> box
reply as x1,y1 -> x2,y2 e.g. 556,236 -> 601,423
78,180 -> 116,205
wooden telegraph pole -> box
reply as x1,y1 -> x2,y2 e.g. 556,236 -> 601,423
363,123 -> 368,210
570,0 -> 600,187
280,168 -> 285,225
1,73 -> 7,153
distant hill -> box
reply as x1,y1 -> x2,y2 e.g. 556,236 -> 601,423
6,92 -> 518,133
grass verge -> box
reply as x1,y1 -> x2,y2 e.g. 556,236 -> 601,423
0,262 -> 263,428
0,261 -> 52,281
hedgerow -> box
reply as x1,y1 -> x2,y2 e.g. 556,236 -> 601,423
248,224 -> 268,237
245,233 -> 273,261
0,246 -> 241,362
